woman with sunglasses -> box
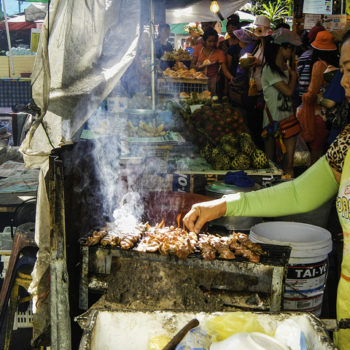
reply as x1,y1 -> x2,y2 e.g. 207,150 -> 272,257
261,28 -> 301,177
184,30 -> 350,349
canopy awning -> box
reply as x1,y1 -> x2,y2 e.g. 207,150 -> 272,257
166,0 -> 248,24
0,14 -> 41,30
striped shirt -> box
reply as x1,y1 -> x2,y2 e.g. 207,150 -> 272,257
297,49 -> 313,97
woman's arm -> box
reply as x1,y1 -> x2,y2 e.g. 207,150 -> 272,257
225,156 -> 338,218
191,56 -> 198,69
226,54 -> 233,73
184,156 -> 339,233
221,62 -> 234,82
273,69 -> 297,97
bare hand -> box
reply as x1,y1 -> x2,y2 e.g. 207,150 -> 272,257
247,56 -> 257,67
183,198 -> 227,233
289,68 -> 297,80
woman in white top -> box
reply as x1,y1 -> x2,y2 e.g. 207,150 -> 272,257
261,28 -> 301,177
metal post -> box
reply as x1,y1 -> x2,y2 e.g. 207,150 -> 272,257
2,0 -> 15,77
150,0 -> 156,110
49,155 -> 72,350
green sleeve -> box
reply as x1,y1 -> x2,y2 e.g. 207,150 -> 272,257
225,156 -> 339,217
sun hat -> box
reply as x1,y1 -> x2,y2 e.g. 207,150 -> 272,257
308,25 -> 325,42
242,15 -> 273,37
272,28 -> 302,46
233,29 -> 257,43
311,30 -> 337,51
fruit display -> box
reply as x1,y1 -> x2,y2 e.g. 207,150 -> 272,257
168,95 -> 270,170
201,133 -> 269,170
161,48 -> 192,61
126,119 -> 166,137
188,100 -> 248,143
180,90 -> 211,100
163,67 -> 207,80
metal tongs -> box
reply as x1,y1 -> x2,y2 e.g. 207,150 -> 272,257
321,318 -> 350,332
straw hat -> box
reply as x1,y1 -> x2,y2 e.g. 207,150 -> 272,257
311,30 -> 337,51
233,29 -> 257,43
242,15 -> 273,37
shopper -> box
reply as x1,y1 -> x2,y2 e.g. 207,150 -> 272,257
218,19 -> 241,97
261,28 -> 301,177
298,30 -> 339,164
219,19 -> 240,53
297,24 -> 325,100
184,30 -> 350,350
241,15 -> 273,149
242,15 -> 273,92
228,29 -> 257,105
184,23 -> 203,53
191,27 -> 234,95
155,23 -> 173,59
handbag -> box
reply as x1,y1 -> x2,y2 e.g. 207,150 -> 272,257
266,106 -> 301,139
279,115 -> 301,139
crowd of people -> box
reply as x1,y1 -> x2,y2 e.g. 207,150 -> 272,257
148,15 -> 350,350
184,28 -> 350,350
123,14 -> 348,179
181,15 -> 346,178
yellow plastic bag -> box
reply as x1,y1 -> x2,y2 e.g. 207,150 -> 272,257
204,312 -> 273,342
148,335 -> 171,350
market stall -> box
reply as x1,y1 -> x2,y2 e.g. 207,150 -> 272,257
8,0 -> 350,349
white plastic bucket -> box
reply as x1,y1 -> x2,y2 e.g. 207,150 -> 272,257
249,221 -> 333,316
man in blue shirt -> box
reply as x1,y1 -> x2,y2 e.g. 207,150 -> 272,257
155,24 -> 173,59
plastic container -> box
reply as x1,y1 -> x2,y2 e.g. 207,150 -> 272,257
249,222 -> 333,316
211,332 -> 289,350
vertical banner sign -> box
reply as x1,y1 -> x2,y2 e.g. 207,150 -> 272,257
304,14 -> 322,29
347,0 -> 350,15
30,28 -> 41,52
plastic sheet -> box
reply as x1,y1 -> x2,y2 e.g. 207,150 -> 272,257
166,0 -> 248,24
293,134 -> 311,167
19,0 -> 141,344
148,335 -> 171,350
203,312 -> 274,342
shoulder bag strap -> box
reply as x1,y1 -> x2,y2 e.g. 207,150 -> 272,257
265,104 -> 274,125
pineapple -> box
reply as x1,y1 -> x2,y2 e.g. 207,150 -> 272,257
231,153 -> 251,170
213,153 -> 231,170
221,143 -> 239,158
239,133 -> 255,156
252,149 -> 269,169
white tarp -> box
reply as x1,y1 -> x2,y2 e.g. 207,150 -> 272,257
166,0 -> 248,24
24,3 -> 48,21
20,0 -> 141,343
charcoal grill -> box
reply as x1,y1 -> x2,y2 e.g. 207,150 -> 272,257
79,241 -> 291,313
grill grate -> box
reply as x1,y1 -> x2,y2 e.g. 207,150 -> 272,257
158,78 -> 209,96
80,235 -> 291,268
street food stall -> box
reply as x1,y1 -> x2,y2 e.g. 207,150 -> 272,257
4,0 -> 350,349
